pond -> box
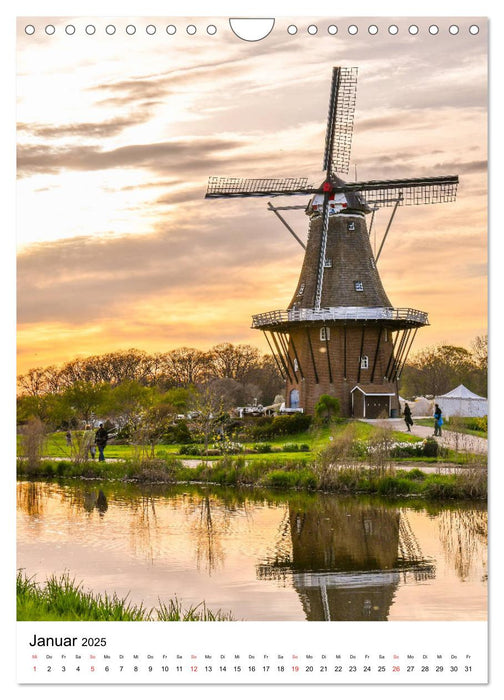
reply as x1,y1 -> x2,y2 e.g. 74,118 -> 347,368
16,480 -> 487,621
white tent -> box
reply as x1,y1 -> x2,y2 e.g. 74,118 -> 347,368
399,395 -> 433,417
435,384 -> 488,418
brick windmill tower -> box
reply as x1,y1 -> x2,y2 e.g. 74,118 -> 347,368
205,68 -> 458,417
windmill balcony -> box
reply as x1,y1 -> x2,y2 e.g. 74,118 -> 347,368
251,306 -> 428,330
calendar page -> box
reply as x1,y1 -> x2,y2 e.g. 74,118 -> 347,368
14,4 -> 490,692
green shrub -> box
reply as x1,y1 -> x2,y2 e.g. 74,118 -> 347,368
251,413 -> 312,438
162,421 -> 193,444
402,468 -> 427,481
263,470 -> 299,489
299,443 -> 310,452
282,443 -> 299,452
179,444 -> 202,456
423,475 -> 459,499
377,476 -> 412,495
253,443 -> 272,453
422,437 -> 439,457
297,469 -> 317,489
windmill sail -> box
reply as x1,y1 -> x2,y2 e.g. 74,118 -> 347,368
205,176 -> 315,198
322,67 -> 358,176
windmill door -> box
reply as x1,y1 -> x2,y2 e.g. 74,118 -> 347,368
290,389 -> 300,409
365,396 -> 390,419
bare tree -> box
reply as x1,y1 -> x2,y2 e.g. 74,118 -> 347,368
207,343 -> 261,381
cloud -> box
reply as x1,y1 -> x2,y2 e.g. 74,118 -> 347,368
16,137 -> 242,177
17,114 -> 149,139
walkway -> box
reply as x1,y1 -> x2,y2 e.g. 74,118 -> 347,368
363,418 -> 488,455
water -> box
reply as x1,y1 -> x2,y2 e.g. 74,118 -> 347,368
17,480 -> 487,621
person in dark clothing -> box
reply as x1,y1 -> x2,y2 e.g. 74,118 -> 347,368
403,403 -> 413,432
433,404 -> 443,437
95,423 -> 108,462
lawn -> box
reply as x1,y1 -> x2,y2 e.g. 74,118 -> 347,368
18,420 -> 424,463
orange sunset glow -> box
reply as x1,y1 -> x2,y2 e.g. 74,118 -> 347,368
16,17 -> 487,375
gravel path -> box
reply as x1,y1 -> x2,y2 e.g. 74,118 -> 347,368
364,418 -> 488,454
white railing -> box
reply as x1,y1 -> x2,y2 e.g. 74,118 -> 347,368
252,306 -> 428,327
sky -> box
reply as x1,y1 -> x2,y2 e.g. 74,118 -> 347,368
16,15 -> 488,376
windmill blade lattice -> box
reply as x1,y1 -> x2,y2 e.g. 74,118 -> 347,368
322,67 -> 358,176
206,176 -> 315,198
341,175 -> 459,207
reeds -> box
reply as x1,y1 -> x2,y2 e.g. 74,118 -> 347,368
16,571 -> 234,621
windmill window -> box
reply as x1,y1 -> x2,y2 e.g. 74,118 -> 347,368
297,283 -> 305,296
320,327 -> 330,341
324,258 -> 332,268
293,358 -> 299,372
348,221 -> 356,231
361,355 -> 369,369
354,281 -> 364,292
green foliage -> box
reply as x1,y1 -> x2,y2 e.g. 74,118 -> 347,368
17,571 -> 233,621
161,420 -> 193,444
253,443 -> 272,453
314,394 -> 341,424
250,413 -> 312,439
376,476 -> 415,496
422,437 -> 439,457
401,468 -> 427,481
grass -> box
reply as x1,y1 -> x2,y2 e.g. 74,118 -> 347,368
17,419 -> 487,499
17,455 -> 487,500
19,422 -> 422,463
17,570 -> 234,621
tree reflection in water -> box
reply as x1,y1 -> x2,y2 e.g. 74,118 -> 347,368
16,481 -> 47,518
438,507 -> 487,582
184,493 -> 247,576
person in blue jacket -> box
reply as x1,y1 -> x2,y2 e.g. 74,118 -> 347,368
433,404 -> 443,437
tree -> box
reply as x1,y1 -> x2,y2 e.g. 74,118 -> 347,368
400,344 -> 480,398
132,402 -> 177,459
102,380 -> 155,431
314,394 -> 341,425
187,386 -> 230,454
471,335 -> 488,369
162,347 -> 209,387
60,381 -> 110,424
207,343 -> 261,381
17,367 -> 49,397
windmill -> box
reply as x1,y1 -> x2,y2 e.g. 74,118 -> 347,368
205,67 -> 458,417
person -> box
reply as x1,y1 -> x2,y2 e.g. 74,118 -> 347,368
403,403 -> 413,432
95,423 -> 108,462
83,424 -> 96,460
65,430 -> 72,446
434,404 -> 443,437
